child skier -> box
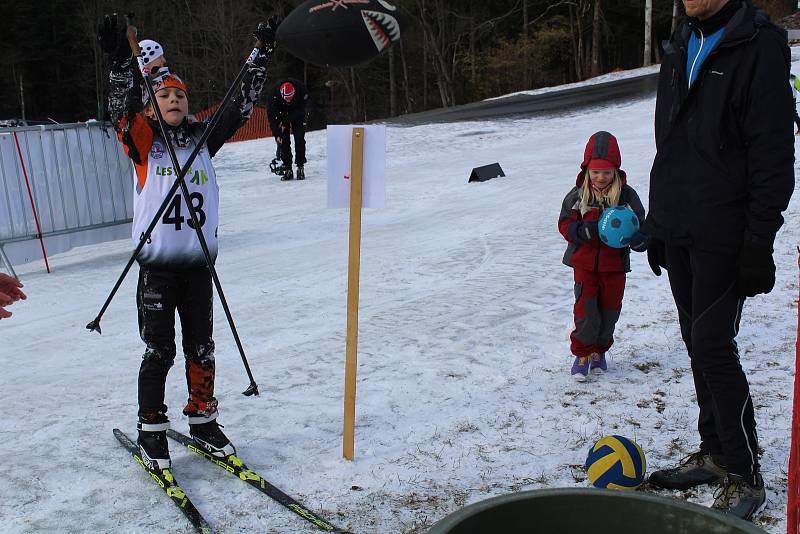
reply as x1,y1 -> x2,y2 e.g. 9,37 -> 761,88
557,131 -> 646,381
98,14 -> 276,469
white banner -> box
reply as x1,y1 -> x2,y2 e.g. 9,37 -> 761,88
326,125 -> 386,209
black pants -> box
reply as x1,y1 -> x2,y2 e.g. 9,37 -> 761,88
276,112 -> 306,166
137,267 -> 217,423
665,245 -> 758,479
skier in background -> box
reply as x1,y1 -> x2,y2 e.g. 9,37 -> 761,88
267,78 -> 309,180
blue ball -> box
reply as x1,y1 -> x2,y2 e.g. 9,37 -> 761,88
598,206 -> 640,248
584,435 -> 646,490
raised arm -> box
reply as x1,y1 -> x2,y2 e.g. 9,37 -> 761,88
206,20 -> 277,157
98,13 -> 151,164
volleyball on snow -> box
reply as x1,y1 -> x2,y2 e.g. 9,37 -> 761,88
584,435 -> 646,490
598,206 -> 639,248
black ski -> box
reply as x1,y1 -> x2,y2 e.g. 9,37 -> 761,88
113,429 -> 213,534
167,429 -> 350,533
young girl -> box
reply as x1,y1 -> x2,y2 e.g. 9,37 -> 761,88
98,14 -> 276,469
557,131 -> 646,382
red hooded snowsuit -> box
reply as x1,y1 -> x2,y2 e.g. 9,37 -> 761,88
557,131 -> 644,357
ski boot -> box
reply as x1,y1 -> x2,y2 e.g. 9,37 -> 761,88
137,419 -> 171,470
189,419 -> 236,458
296,165 -> 305,180
280,167 -> 294,181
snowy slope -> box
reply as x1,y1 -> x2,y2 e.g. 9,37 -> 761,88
1,65 -> 799,533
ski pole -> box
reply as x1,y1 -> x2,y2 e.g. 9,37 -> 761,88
88,20 -> 261,397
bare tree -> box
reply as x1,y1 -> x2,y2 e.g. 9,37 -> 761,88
399,39 -> 413,113
756,0 -> 796,20
643,0 -> 652,67
590,0 -> 602,77
672,0 -> 680,34
522,0 -> 529,88
388,47 -> 396,116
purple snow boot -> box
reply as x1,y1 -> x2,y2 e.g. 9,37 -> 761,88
590,352 -> 607,374
571,356 -> 590,382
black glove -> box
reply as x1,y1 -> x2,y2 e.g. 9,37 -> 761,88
736,240 -> 776,297
572,220 -> 598,242
254,18 -> 278,54
629,231 -> 649,253
647,238 -> 666,276
98,13 -> 131,63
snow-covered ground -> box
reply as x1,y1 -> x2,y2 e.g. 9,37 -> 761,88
2,61 -> 799,533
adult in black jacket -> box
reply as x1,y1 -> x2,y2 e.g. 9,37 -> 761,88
267,78 -> 309,180
645,0 -> 794,521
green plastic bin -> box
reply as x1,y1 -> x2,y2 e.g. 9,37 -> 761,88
427,489 -> 767,534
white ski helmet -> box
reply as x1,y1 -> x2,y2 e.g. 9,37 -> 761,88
138,39 -> 164,65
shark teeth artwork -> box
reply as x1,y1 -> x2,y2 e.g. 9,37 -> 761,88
361,9 -> 400,52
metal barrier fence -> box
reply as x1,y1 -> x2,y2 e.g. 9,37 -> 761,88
0,121 -> 133,276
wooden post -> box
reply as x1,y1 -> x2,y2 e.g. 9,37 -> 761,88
343,127 -> 365,460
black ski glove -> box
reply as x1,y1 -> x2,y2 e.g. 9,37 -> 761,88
570,220 -> 598,243
629,231 -> 649,253
254,18 -> 278,56
736,239 -> 776,298
98,13 -> 131,64
647,238 -> 666,276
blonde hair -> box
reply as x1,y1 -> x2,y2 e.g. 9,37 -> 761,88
579,169 -> 622,214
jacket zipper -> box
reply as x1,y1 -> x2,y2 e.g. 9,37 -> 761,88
687,28 -> 705,88
681,27 -> 754,102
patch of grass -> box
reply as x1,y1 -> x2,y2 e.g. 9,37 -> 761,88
625,418 -> 641,428
565,463 -> 587,483
757,513 -> 780,527
455,421 -> 480,433
667,437 -> 686,457
634,361 -> 661,374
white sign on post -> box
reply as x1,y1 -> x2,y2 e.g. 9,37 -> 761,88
327,125 -> 386,208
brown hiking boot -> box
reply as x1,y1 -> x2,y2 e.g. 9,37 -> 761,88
648,451 -> 726,490
712,473 -> 766,521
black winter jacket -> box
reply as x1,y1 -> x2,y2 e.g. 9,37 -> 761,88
267,78 -> 309,130
647,0 -> 794,253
